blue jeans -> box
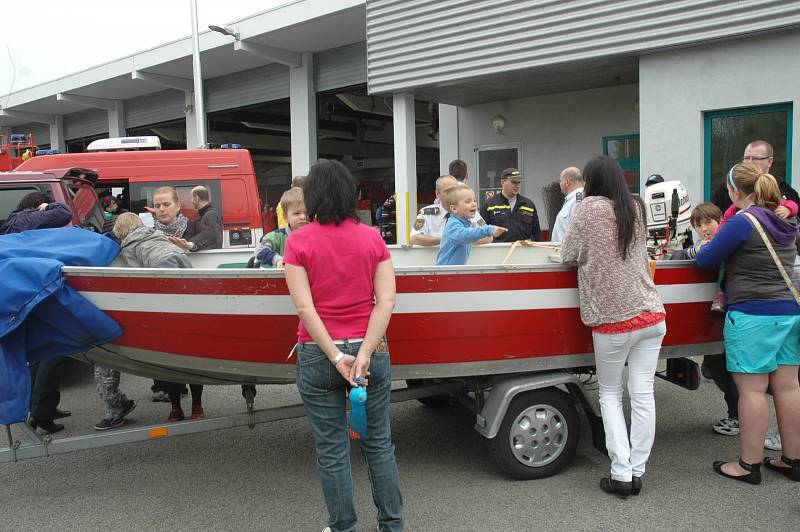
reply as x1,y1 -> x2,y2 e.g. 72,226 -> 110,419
296,339 -> 403,532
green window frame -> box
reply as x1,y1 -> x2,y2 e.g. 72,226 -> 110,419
603,134 -> 640,193
703,103 -> 793,201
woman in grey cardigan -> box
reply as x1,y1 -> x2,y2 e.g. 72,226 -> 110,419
561,156 -> 666,499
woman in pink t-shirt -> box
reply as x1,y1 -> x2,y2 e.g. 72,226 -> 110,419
283,159 -> 403,532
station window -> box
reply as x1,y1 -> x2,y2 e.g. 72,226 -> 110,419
603,134 -> 640,194
704,103 -> 793,201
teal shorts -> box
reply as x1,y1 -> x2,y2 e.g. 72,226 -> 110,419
724,310 -> 800,374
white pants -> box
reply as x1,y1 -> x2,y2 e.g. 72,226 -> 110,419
592,321 -> 666,482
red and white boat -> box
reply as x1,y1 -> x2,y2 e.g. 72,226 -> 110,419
65,243 -> 723,385
1,243 -> 722,477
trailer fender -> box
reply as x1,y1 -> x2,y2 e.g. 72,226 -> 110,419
474,370 -> 599,439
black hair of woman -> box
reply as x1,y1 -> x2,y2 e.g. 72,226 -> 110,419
582,155 -> 645,260
304,159 -> 359,225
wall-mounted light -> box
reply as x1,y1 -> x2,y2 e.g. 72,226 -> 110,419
492,115 -> 505,133
209,25 -> 240,41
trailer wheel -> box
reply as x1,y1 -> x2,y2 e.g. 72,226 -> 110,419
406,379 -> 452,408
488,388 -> 580,479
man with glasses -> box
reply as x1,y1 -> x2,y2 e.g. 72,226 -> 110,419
741,139 -> 798,455
742,139 -> 799,205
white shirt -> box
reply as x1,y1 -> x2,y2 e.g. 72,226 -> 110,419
410,199 -> 485,238
550,187 -> 583,242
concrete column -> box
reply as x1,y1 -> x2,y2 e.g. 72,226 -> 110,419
290,52 -> 318,177
50,115 -> 65,152
392,93 -> 417,246
109,100 -> 125,138
438,103 -> 459,177
185,91 -> 199,149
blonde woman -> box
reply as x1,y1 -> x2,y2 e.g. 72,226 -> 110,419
696,162 -> 800,483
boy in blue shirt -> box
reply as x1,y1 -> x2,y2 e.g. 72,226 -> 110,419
436,184 -> 506,265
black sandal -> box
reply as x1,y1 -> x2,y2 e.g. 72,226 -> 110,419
713,458 -> 761,484
763,455 -> 800,482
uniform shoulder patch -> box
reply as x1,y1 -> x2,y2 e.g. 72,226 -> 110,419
413,217 -> 426,230
576,191 -> 583,203
477,218 -> 486,226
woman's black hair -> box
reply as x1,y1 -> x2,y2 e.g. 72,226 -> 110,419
304,159 -> 359,225
583,156 -> 645,260
17,192 -> 51,211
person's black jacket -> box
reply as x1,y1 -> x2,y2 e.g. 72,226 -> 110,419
189,203 -> 222,250
479,193 -> 541,242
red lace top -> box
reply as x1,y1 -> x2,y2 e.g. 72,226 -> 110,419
593,311 -> 666,334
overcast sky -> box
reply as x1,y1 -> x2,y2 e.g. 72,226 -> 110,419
0,0 -> 290,96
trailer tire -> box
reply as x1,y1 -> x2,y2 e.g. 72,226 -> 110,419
488,388 -> 580,479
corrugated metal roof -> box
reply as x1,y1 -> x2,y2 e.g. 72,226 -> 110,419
366,0 -> 800,95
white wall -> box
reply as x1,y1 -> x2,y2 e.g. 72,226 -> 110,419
640,30 -> 800,208
458,84 -> 639,229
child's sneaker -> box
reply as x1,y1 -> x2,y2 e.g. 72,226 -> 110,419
712,417 -> 739,435
765,430 -> 782,451
191,405 -> 206,420
710,291 -> 726,312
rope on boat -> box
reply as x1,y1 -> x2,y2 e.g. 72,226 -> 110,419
501,240 -> 561,265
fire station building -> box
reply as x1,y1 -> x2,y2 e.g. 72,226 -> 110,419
1,0 -> 799,243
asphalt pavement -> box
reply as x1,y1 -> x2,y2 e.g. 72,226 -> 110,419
2,360 -> 798,531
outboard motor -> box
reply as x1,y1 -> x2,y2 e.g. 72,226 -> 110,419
643,174 -> 692,258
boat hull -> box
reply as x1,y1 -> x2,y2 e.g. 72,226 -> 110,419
64,256 -> 723,385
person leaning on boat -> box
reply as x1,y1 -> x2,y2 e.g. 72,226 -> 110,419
145,186 -> 207,418
410,175 -> 488,246
561,156 -> 666,499
695,163 -> 800,484
2,192 -> 74,434
283,159 -> 403,532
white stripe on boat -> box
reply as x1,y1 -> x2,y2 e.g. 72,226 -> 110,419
78,283 -> 716,316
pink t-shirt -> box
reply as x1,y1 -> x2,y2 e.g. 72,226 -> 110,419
283,218 -> 391,342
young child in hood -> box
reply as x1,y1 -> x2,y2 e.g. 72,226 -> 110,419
113,212 -> 192,269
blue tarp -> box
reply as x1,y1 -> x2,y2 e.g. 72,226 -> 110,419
0,227 -> 122,425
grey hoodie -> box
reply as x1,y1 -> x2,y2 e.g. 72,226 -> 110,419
120,226 -> 192,269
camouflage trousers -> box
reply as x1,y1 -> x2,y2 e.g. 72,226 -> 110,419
94,365 -> 129,420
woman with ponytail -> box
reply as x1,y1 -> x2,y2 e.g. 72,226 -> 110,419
696,162 -> 800,484
562,156 -> 666,498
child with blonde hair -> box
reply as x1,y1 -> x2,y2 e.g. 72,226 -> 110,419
255,187 -> 308,267
436,184 -> 506,265
113,212 -> 192,269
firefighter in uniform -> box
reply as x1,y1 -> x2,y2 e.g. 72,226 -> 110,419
479,168 -> 541,242
550,166 -> 584,242
410,175 -> 487,246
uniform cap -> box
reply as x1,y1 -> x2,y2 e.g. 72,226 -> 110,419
501,168 -> 524,181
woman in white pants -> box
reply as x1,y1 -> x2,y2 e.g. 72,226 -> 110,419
562,156 -> 666,498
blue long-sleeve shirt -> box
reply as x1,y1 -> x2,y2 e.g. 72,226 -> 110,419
435,214 -> 495,265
